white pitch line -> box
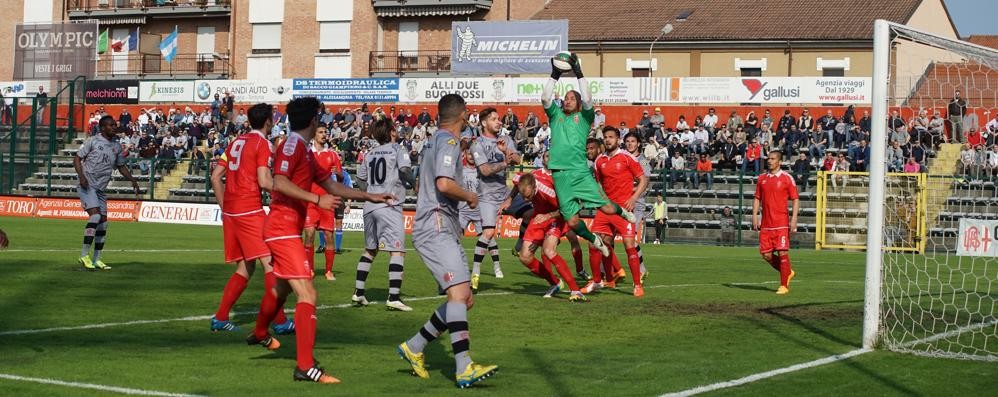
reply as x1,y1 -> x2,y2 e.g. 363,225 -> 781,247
0,373 -> 205,397
0,291 -> 513,336
658,348 -> 873,397
3,249 -> 220,253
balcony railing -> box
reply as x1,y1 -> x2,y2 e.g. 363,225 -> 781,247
68,0 -> 230,14
93,52 -> 230,78
369,51 -> 452,76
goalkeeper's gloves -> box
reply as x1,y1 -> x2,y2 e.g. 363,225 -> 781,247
569,53 -> 584,79
550,59 -> 563,80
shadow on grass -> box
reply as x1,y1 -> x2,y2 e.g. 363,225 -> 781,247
520,347 -> 566,394
722,283 -> 775,292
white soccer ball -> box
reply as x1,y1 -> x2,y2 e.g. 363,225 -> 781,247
552,51 -> 574,72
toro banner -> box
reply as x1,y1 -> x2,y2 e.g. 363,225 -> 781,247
675,77 -> 871,104
451,20 -> 568,75
194,79 -> 293,103
292,79 -> 398,103
13,22 -> 98,80
399,78 -> 513,104
85,80 -> 139,104
957,218 -> 998,257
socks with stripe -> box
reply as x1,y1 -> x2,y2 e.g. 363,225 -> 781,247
779,254 -> 793,287
388,255 -> 405,302
334,229 -> 343,251
488,239 -> 501,273
354,253 -> 374,297
588,246 -> 603,283
625,247 -> 642,286
636,245 -> 646,274
295,302 -> 317,370
407,303 -> 447,353
472,237 -> 489,276
547,254 -> 579,291
447,301 -> 472,374
571,247 -> 584,273
264,271 -> 289,325
80,213 -> 101,257
92,222 -> 108,261
324,249 -> 335,273
215,273 -> 248,321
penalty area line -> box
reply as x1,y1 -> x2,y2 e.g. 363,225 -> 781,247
0,373 -> 205,397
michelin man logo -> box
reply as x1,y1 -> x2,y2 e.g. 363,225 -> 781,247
492,79 -> 505,101
406,80 -> 418,101
456,26 -> 476,62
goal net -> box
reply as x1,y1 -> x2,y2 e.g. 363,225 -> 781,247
866,20 -> 998,361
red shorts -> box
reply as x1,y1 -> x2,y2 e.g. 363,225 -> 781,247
222,210 -> 270,263
759,228 -> 791,253
523,217 -> 567,245
266,237 -> 313,280
304,203 -> 334,231
590,212 -> 636,238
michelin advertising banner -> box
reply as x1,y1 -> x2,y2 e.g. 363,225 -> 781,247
194,80 -> 293,103
451,20 -> 568,75
293,79 -> 398,103
675,77 -> 870,104
399,78 -> 513,104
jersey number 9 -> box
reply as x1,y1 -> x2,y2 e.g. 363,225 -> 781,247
227,140 -> 245,171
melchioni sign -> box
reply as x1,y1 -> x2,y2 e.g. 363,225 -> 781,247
85,80 -> 140,104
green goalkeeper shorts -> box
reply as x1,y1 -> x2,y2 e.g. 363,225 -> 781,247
552,168 -> 609,220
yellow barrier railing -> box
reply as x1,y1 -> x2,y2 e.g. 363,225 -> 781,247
815,171 -> 926,253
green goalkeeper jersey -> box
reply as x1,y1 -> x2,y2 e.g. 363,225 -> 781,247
545,101 -> 595,171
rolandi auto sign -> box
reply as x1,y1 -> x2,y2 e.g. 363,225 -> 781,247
13,22 -> 98,80
451,20 -> 568,75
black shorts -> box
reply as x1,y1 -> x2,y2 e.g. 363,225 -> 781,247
503,195 -> 533,219
335,206 -> 345,220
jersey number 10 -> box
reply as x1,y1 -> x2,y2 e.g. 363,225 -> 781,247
369,157 -> 387,185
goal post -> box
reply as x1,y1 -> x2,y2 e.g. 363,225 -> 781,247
865,19 -> 998,361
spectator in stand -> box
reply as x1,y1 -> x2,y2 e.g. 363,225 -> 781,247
986,113 -> 998,136
948,90 -> 968,143
745,111 -> 759,136
757,124 -> 773,147
890,110 -> 910,145
960,143 -> 977,177
535,122 -> 551,150
831,153 -> 851,191
784,125 -> 805,156
734,126 -> 747,145
760,109 -> 774,132
652,195 -> 667,244
797,108 -> 814,132
669,150 -> 687,189
719,136 -> 737,170
524,111 -> 539,139
778,109 -> 796,131
618,121 -> 630,136
467,108 -> 480,135
713,206 -> 736,246
692,126 -> 709,154
967,127 -> 983,148
850,139 -> 870,172
676,115 -> 690,131
650,107 -> 666,138
904,156 -> 921,173
859,110 -> 872,133
417,107 -> 432,128
822,152 -> 835,173
119,109 -> 132,127
694,153 -> 714,190
743,138 -> 763,175
886,140 -> 904,172
593,107 -> 606,131
842,105 -> 856,131
726,110 -> 743,132
234,108 -> 247,126
986,144 -> 998,177
792,153 -> 811,192
808,127 -> 827,160
637,110 -> 652,138
909,140 -> 927,168
819,109 -> 838,148
703,108 -> 718,133
911,108 -> 930,145
503,108 -> 519,138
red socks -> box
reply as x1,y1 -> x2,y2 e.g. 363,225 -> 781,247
264,272 -> 288,325
526,258 -> 559,285
324,249 -> 335,273
765,254 -> 780,271
625,247 -> 642,286
215,273 -> 248,321
588,246 -> 603,283
779,254 -> 793,287
304,245 -> 314,271
295,302 -> 317,370
253,285 -> 282,340
538,256 -> 560,286
548,254 -> 579,291
571,247 -> 584,273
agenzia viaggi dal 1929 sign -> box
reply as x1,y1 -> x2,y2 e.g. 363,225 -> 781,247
14,22 -> 99,80
451,20 -> 568,75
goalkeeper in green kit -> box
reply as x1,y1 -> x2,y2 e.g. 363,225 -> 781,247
542,53 -> 637,258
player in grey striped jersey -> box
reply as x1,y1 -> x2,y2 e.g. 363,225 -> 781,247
624,132 -> 651,282
353,118 -> 417,311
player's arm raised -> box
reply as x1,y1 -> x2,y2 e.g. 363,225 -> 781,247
542,59 -> 562,109
569,53 -> 593,110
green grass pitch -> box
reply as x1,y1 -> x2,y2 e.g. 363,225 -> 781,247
0,216 -> 994,396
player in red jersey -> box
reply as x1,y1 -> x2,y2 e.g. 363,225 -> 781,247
752,151 -> 800,295
303,126 -> 341,281
209,103 -> 293,334
513,151 -> 587,302
583,126 -> 649,297
248,97 -> 392,384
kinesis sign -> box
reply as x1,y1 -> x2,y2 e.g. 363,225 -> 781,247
13,22 -> 98,80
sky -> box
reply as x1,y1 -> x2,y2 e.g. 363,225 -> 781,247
944,0 -> 997,36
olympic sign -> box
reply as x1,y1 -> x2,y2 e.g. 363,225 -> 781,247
957,218 -> 998,257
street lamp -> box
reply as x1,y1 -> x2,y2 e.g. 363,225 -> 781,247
648,23 -> 673,80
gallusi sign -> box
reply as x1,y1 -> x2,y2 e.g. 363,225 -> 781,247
13,22 -> 98,80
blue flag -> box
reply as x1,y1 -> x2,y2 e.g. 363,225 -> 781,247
128,27 -> 139,52
160,25 -> 178,62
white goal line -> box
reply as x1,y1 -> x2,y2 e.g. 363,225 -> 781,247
0,373 -> 205,397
